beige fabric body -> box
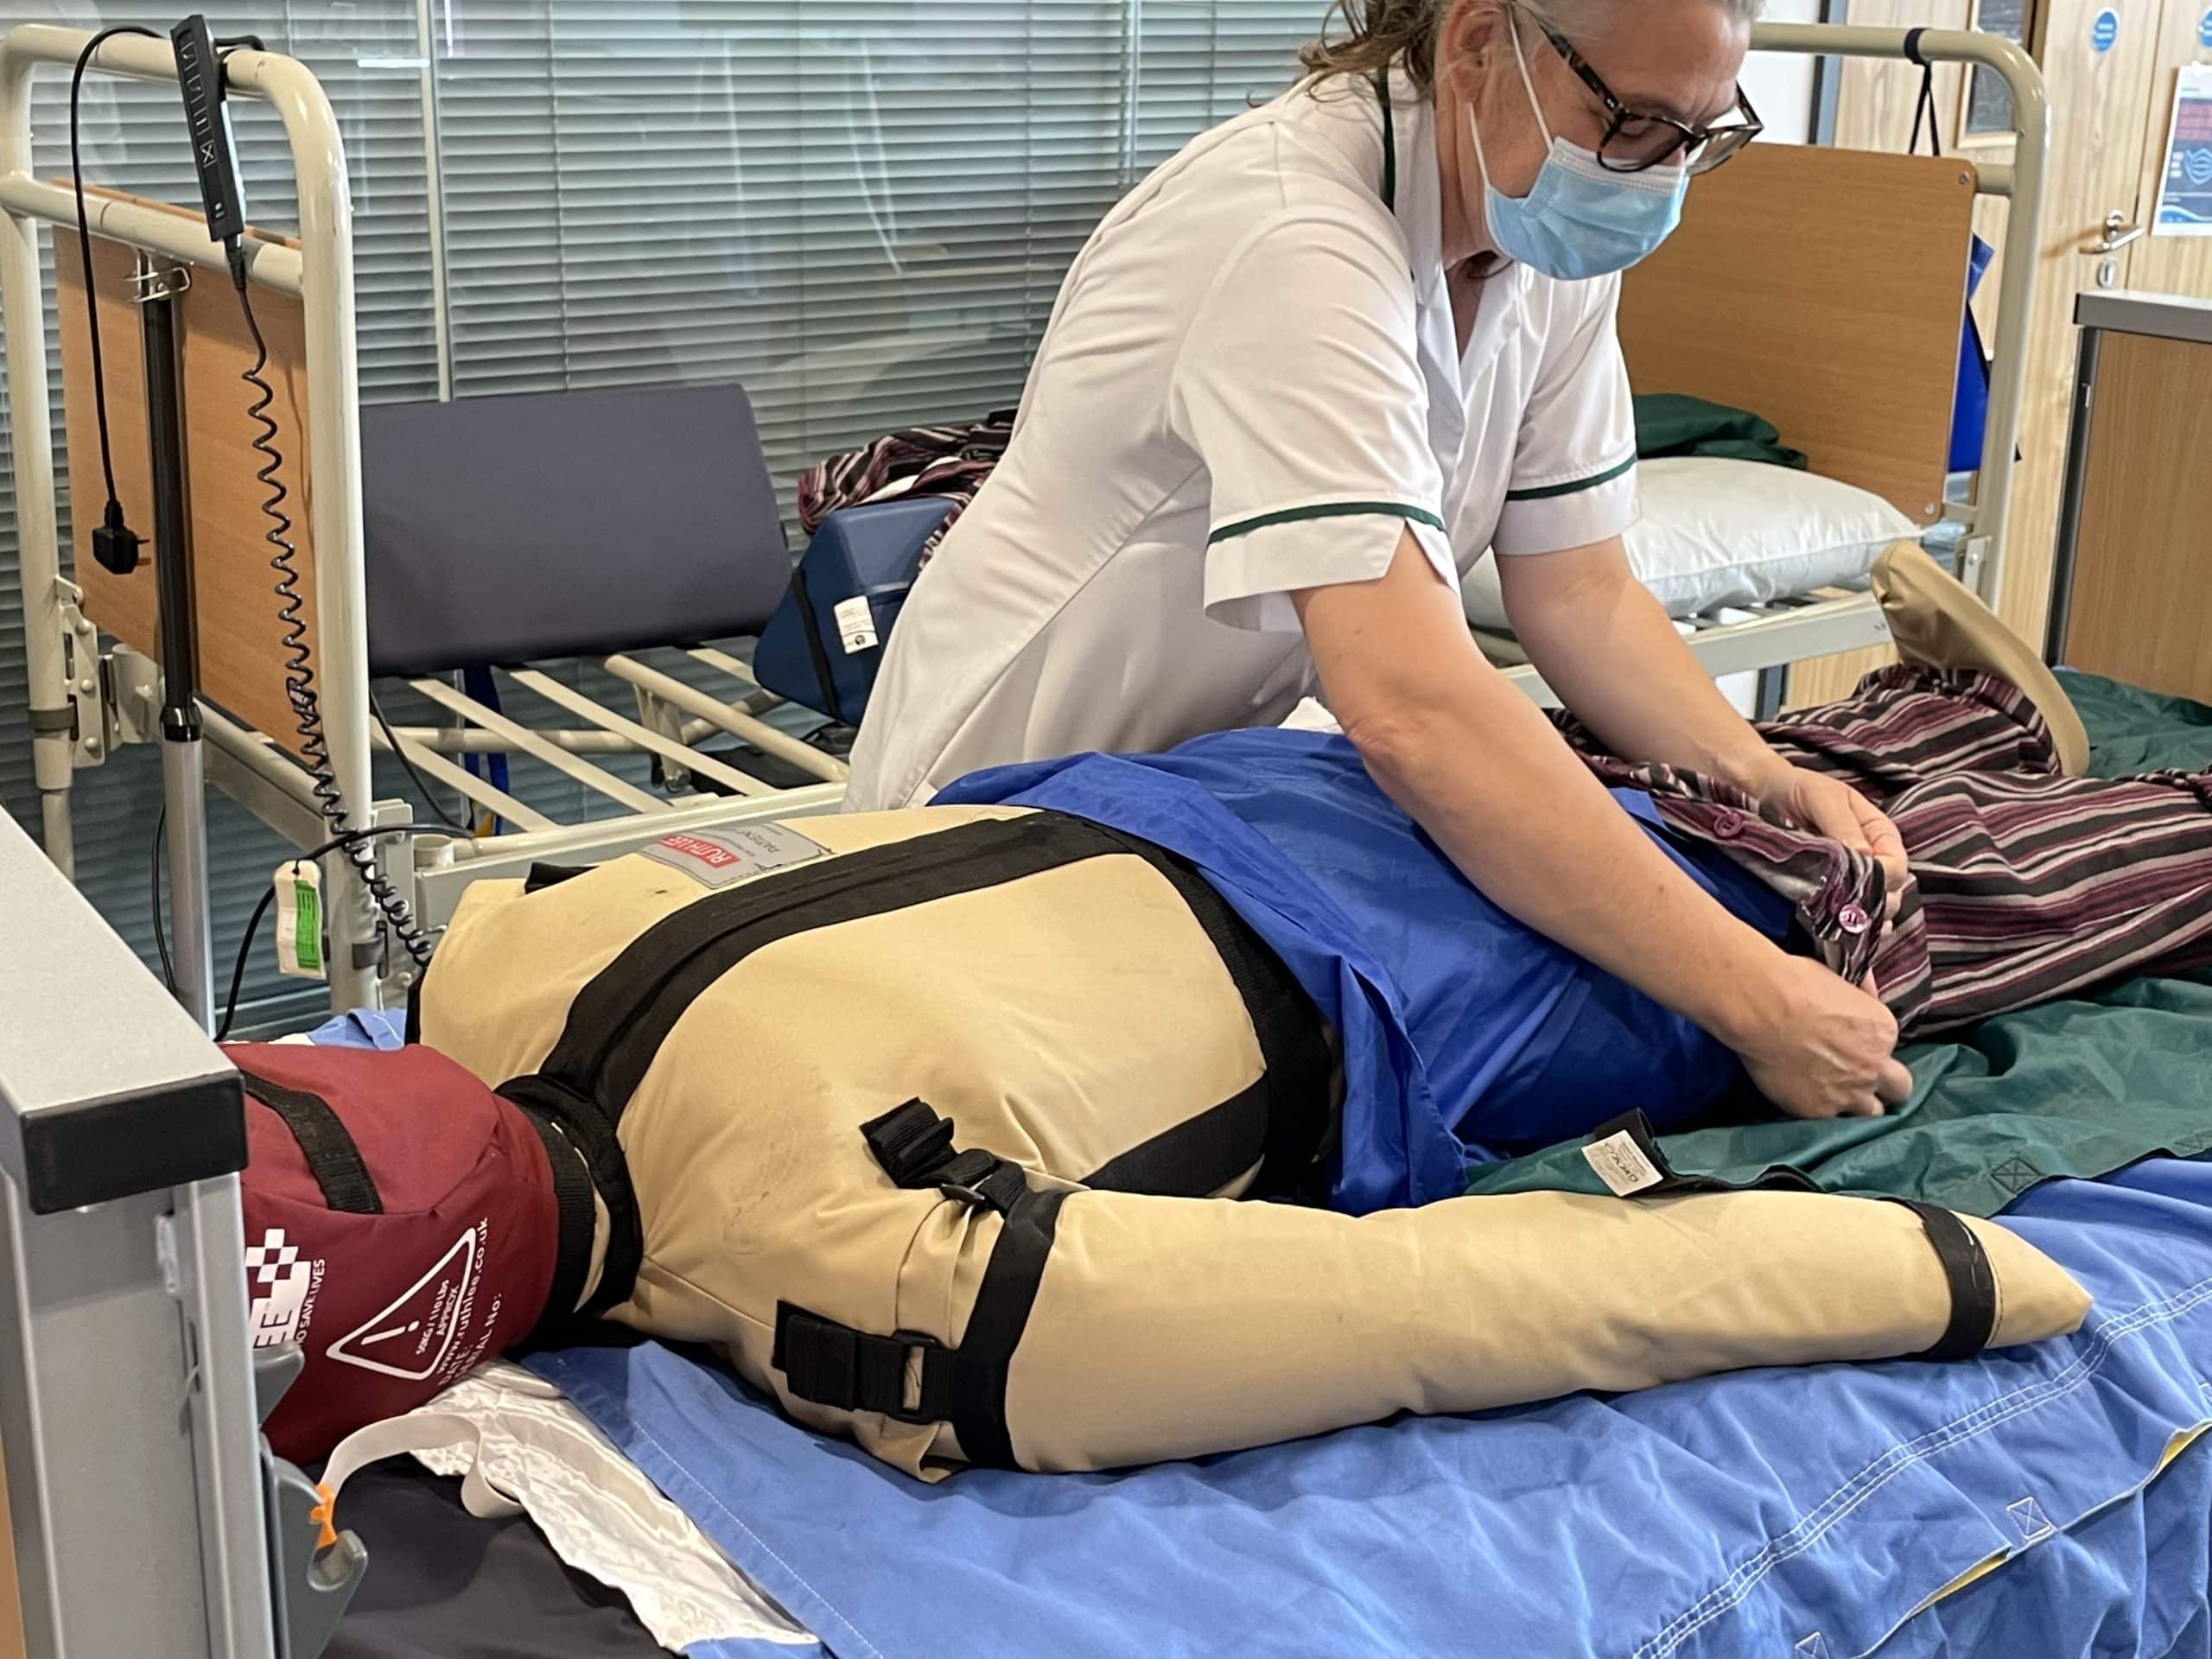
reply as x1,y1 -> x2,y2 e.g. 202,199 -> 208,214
423,806 -> 2090,1478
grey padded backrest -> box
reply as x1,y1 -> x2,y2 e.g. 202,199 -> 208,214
361,384 -> 790,678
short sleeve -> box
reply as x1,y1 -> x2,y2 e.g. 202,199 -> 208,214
1494,274 -> 1641,558
1169,207 -> 1457,633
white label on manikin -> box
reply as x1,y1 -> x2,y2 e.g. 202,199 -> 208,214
1583,1130 -> 1665,1198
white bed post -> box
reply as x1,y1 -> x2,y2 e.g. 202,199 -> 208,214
0,34 -> 75,876
0,29 -> 381,1008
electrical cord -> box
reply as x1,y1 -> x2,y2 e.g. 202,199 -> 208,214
369,688 -> 467,832
72,25 -> 161,570
150,804 -> 177,994
226,238 -> 434,968
214,826 -> 422,1042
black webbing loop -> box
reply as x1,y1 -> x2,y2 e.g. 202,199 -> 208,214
1892,1199 -> 1999,1363
861,1099 -> 959,1185
1904,29 -> 1945,158
497,1071 -> 642,1319
510,1102 -> 600,1344
235,1068 -> 383,1215
772,1303 -> 956,1427
861,1100 -> 1033,1217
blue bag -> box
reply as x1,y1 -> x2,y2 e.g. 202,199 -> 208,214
753,496 -> 954,725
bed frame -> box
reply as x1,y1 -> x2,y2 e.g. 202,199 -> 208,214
2,22 -> 2049,1022
1487,23 -> 2048,711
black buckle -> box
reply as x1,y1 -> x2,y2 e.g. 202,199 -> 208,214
861,1099 -> 958,1186
772,1301 -> 954,1426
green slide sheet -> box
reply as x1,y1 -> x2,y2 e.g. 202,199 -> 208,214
1465,673 -> 2212,1217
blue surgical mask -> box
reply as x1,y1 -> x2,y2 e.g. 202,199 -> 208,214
1466,19 -> 1688,280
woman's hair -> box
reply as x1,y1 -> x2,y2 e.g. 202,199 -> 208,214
1298,0 -> 1764,94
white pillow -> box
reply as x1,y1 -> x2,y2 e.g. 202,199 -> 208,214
1464,457 -> 1923,630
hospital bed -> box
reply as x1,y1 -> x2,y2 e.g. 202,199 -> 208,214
3,22 -> 2045,1021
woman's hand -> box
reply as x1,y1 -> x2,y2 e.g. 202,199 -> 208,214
1753,765 -> 1910,922
1730,956 -> 1916,1120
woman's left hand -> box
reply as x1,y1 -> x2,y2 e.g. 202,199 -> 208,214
1755,766 -> 1910,922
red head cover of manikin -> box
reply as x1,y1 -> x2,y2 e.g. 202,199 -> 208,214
227,1043 -> 582,1462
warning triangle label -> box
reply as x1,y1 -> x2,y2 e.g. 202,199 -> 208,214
326,1227 -> 479,1382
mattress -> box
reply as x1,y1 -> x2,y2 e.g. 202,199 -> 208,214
526,1158 -> 2212,1659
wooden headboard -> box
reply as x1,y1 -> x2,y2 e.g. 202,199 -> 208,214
57,194 -> 317,756
1618,143 -> 1978,525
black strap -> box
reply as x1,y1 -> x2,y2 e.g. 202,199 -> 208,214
1893,1198 -> 1999,1363
949,1186 -> 1066,1469
511,1102 -> 600,1344
861,1100 -> 1031,1216
535,814 -> 1125,1126
787,565 -> 848,725
1904,29 -> 1944,158
496,1071 -> 641,1320
772,1303 -> 957,1426
505,814 -> 1128,1313
235,1068 -> 383,1215
1089,827 -> 1338,1199
1585,1114 -> 1999,1364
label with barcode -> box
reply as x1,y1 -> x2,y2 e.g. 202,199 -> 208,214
1583,1129 -> 1664,1198
833,594 -> 880,654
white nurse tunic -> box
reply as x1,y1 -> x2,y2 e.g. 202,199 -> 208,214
846,67 -> 1643,811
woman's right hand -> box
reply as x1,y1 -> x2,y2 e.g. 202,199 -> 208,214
1729,957 -> 1914,1121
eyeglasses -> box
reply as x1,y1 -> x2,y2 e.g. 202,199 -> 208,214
1533,21 -> 1764,175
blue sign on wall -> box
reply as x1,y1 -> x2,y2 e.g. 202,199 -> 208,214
2093,7 -> 2120,52
2199,8 -> 2212,50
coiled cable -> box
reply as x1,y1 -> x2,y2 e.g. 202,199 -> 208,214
226,240 -> 433,969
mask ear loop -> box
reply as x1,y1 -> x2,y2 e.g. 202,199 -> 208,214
1468,4 -> 1554,190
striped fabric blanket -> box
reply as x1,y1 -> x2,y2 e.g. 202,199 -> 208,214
1570,664 -> 2212,1039
794,408 -> 1015,563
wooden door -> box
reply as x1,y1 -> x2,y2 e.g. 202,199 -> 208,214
2123,0 -> 2212,296
1997,0 -> 2169,647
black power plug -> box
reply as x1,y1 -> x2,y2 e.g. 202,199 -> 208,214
92,498 -> 143,575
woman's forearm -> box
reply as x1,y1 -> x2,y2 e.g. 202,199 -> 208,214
1297,537 -> 1788,1050
1500,539 -> 1789,795
1350,664 -> 1782,1049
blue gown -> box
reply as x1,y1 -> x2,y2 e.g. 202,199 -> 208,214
936,727 -> 1796,1214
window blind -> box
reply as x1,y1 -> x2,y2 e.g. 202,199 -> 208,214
0,0 -> 1322,1031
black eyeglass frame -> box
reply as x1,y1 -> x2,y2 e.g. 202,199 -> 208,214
1531,20 -> 1764,175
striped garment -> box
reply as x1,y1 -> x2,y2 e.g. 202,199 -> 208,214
795,409 -> 1016,563
1561,666 -> 2212,1039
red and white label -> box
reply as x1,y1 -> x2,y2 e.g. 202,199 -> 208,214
639,824 -> 828,889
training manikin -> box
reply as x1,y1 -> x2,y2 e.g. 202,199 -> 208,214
251,555 -> 2212,1478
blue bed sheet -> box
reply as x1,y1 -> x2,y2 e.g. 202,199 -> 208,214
531,1160 -> 2212,1659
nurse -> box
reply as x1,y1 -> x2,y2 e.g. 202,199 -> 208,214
849,0 -> 1915,1122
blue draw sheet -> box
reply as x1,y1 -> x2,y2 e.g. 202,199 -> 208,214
531,1160 -> 2212,1659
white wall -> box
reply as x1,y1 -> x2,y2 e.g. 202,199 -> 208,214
1741,0 -> 1826,144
